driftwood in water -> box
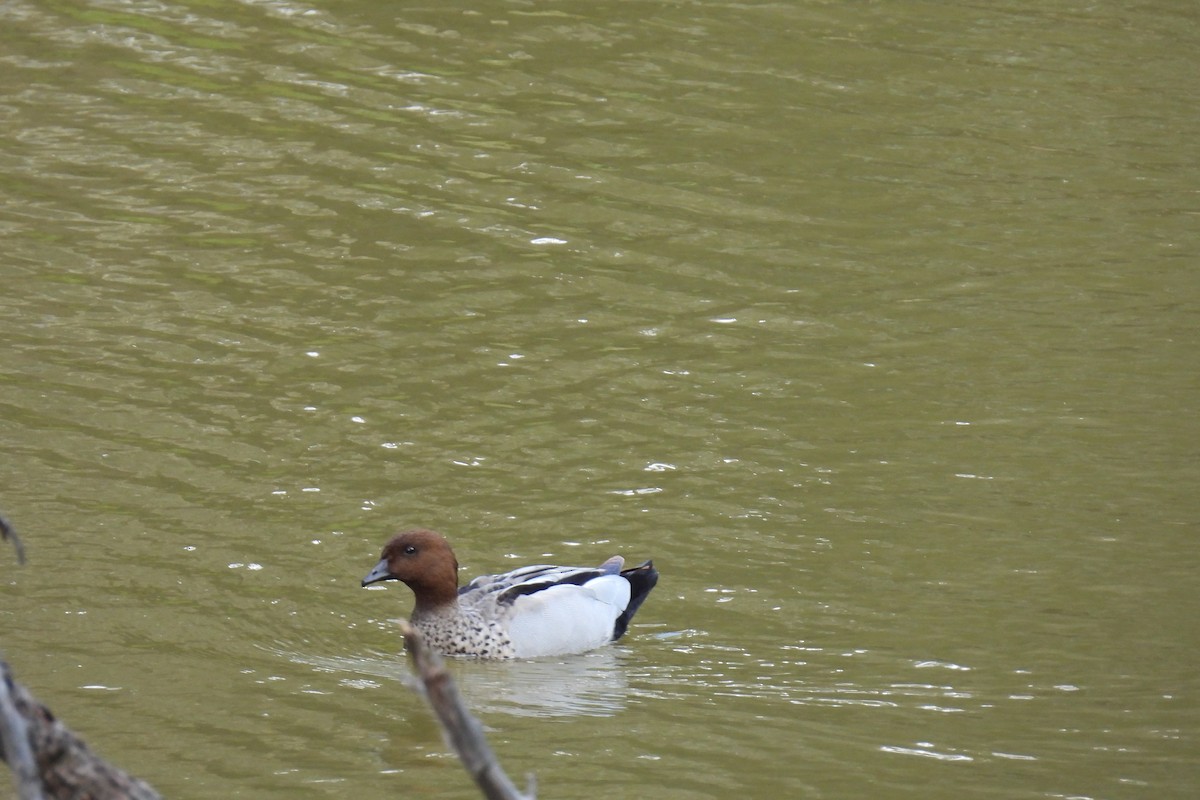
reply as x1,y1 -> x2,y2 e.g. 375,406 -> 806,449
0,514 -> 161,800
0,514 -> 25,566
0,658 -> 44,800
398,620 -> 536,800
0,660 -> 162,800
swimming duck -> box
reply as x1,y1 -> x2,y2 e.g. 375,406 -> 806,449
361,528 -> 658,659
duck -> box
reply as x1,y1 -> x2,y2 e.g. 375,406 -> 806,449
361,528 -> 658,659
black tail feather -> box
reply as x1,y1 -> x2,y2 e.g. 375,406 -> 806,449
612,560 -> 659,641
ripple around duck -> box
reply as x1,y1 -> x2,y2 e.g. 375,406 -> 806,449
291,646 -> 634,718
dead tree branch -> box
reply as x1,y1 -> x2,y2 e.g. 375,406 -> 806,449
0,657 -> 163,800
0,514 -> 25,566
0,659 -> 44,800
1,516 -> 161,799
398,620 -> 536,800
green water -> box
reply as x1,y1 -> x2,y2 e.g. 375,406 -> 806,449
2,1 -> 1197,798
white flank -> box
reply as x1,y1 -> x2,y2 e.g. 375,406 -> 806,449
507,575 -> 632,659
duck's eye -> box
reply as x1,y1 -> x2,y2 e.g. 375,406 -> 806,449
403,544 -> 418,555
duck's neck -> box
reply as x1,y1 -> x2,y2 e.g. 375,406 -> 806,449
411,587 -> 460,618
406,558 -> 460,617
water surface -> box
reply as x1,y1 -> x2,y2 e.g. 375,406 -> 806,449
2,1 -> 1197,798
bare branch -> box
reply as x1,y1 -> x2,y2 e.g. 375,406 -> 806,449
398,620 -> 536,800
0,658 -> 162,800
0,514 -> 26,566
0,658 -> 44,800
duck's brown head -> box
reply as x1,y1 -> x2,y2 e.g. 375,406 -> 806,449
361,528 -> 460,610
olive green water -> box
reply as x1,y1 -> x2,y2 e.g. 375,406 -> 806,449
1,1 -> 1197,798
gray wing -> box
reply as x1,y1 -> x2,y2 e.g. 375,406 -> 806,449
460,557 -> 626,605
